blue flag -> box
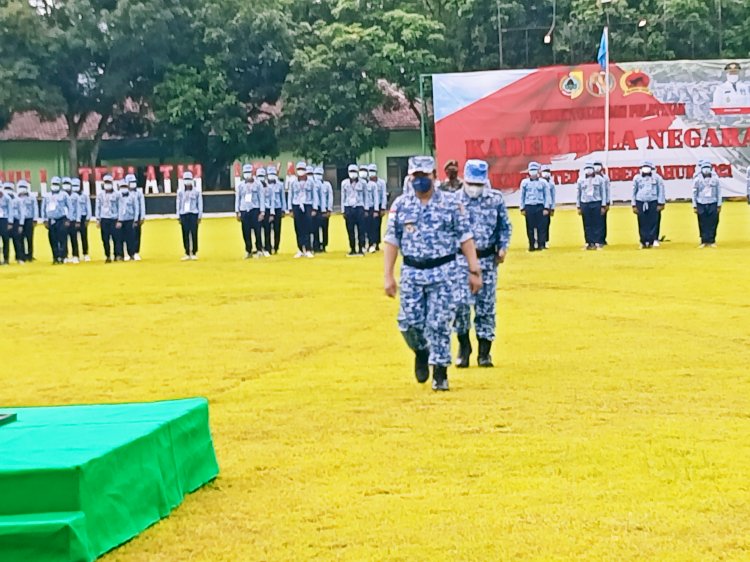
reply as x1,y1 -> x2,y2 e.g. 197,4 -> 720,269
597,29 -> 608,70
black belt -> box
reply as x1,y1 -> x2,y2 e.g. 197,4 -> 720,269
403,254 -> 455,270
456,247 -> 496,259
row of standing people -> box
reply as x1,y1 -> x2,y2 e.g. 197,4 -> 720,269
0,175 -> 146,265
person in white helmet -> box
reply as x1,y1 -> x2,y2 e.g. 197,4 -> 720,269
176,171 -> 203,260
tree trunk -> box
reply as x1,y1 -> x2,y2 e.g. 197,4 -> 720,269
89,112 -> 111,168
65,113 -> 85,176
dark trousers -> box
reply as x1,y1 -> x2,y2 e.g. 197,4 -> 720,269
601,209 -> 608,244
180,213 -> 199,255
67,221 -> 79,258
48,219 -> 68,261
241,210 -> 262,253
0,218 -> 10,262
543,213 -> 552,244
696,203 -> 719,244
306,205 -> 318,251
100,218 -> 116,259
21,219 -> 34,260
134,222 -> 142,253
344,207 -> 365,252
318,214 -> 330,250
293,206 -> 307,251
272,208 -> 283,252
365,210 -> 379,247
375,213 -> 383,245
581,201 -> 603,245
656,211 -> 662,240
115,220 -> 136,258
261,213 -> 273,252
636,200 -> 659,246
523,204 -> 547,250
78,217 -> 89,256
12,221 -> 24,261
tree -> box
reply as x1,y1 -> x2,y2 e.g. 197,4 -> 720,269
279,22 -> 390,165
0,0 -> 192,172
151,0 -> 293,187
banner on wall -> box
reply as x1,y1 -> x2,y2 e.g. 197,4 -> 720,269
433,59 -> 750,205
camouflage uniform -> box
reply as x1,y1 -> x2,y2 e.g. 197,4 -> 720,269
385,188 -> 473,366
453,187 -> 512,340
439,177 -> 465,193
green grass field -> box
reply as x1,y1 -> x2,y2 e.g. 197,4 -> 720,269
2,202 -> 750,561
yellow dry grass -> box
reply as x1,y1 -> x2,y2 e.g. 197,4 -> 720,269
2,202 -> 750,561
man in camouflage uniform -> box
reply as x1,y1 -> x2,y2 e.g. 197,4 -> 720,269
384,155 -> 482,391
440,159 -> 465,193
453,160 -> 512,369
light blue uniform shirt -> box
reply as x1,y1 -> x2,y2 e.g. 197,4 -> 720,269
692,174 -> 722,207
0,194 -> 14,221
117,191 -> 140,221
176,188 -> 203,217
576,175 -> 607,207
65,192 -> 81,222
14,195 -> 38,221
319,181 -> 334,212
341,178 -> 365,211
288,178 -> 316,210
632,174 -> 666,205
235,180 -> 265,212
96,190 -> 119,220
77,192 -> 92,219
519,178 -> 551,209
598,173 -> 612,205
364,180 -> 379,211
41,191 -> 70,221
375,178 -> 388,210
544,178 -> 556,210
269,180 -> 286,211
260,183 -> 275,215
134,188 -> 146,220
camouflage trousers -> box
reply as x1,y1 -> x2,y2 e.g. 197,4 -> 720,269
397,265 -> 454,366
454,259 -> 498,340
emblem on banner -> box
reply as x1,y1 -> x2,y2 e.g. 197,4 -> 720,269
559,71 -> 584,100
620,70 -> 651,96
587,71 -> 616,97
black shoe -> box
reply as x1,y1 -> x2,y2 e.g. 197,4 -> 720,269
347,251 -> 357,258
455,333 -> 472,369
105,257 -> 112,263
414,349 -> 429,383
432,365 -> 449,391
477,338 -> 494,367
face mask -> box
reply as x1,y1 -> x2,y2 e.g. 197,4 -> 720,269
314,174 -> 323,181
464,183 -> 483,198
63,185 -> 71,192
359,171 -> 368,179
728,74 -> 739,84
72,185 -> 81,193
641,167 -> 652,175
528,171 -> 539,179
243,173 -> 253,180
51,185 -> 60,193
541,171 -> 551,179
594,165 -> 602,173
104,183 -> 113,191
120,188 -> 129,195
701,167 -> 712,177
296,170 -> 305,178
349,173 -> 358,180
585,169 -> 594,177
129,184 -> 137,191
412,176 -> 433,193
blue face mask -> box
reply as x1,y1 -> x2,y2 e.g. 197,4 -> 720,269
412,176 -> 433,193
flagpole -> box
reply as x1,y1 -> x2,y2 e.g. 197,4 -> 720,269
604,26 -> 610,170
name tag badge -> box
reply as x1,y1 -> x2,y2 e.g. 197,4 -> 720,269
244,193 -> 253,203
48,202 -> 57,212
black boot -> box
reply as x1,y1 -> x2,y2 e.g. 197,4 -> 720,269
431,365 -> 449,391
477,339 -> 493,368
455,333 -> 472,369
414,349 -> 429,383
